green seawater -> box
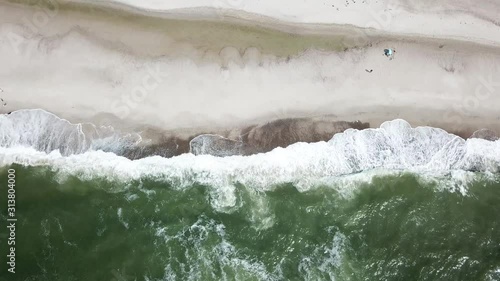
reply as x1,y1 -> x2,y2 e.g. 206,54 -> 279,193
1,165 -> 500,281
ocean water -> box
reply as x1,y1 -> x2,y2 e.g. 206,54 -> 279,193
1,110 -> 500,281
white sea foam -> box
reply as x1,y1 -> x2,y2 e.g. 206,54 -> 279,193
0,109 -> 142,156
0,110 -> 499,196
117,207 -> 129,229
485,267 -> 500,281
153,216 -> 281,281
0,109 -> 89,155
298,227 -> 347,280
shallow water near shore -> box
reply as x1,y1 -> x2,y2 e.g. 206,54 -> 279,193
0,166 -> 500,281
1,110 -> 500,281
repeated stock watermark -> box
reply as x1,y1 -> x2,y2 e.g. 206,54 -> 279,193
2,0 -> 60,56
0,0 -> 165,123
443,65 -> 500,133
2,0 -> 120,56
109,64 -> 169,121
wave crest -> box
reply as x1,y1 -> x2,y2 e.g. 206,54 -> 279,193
1,110 -> 499,194
0,109 -> 143,156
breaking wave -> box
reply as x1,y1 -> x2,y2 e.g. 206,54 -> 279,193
0,109 -> 499,193
0,109 -> 143,156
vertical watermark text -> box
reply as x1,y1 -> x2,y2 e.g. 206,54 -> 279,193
6,168 -> 17,274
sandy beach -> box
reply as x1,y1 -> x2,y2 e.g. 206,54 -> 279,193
0,0 -> 499,154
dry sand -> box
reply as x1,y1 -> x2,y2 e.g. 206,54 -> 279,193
0,0 -> 499,145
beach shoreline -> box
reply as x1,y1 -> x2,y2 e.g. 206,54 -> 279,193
0,0 -> 499,155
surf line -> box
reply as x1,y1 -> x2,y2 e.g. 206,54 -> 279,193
6,168 -> 16,274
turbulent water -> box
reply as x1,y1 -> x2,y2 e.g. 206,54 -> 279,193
0,110 -> 500,281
